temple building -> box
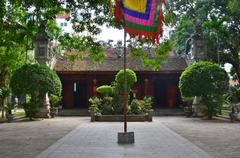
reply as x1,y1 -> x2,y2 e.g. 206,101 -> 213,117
53,50 -> 187,110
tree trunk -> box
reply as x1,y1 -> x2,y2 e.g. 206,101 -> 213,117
0,66 -> 8,118
0,66 -> 8,88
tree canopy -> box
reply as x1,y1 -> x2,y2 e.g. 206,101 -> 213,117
166,0 -> 240,81
10,64 -> 62,96
0,0 -> 173,89
179,61 -> 229,98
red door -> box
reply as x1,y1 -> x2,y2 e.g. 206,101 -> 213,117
63,82 -> 74,108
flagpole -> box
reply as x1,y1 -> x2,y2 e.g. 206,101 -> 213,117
123,29 -> 127,133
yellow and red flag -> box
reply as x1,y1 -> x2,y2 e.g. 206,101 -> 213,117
115,0 -> 165,43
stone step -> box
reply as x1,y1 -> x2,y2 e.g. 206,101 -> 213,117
58,108 -> 184,116
153,108 -> 185,116
58,109 -> 89,116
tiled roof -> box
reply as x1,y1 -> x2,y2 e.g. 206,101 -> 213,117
56,13 -> 70,19
53,50 -> 187,72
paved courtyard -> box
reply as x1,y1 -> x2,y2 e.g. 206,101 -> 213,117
37,119 -> 212,158
0,117 -> 239,158
0,117 -> 82,158
159,117 -> 240,158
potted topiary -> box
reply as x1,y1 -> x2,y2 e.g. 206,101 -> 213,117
130,99 -> 142,114
88,97 -> 102,122
143,96 -> 154,121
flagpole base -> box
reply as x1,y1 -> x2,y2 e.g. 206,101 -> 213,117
117,132 -> 135,144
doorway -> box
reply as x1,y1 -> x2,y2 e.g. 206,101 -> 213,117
73,82 -> 88,108
154,79 -> 168,108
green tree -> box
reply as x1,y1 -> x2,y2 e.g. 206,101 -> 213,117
10,64 -> 62,120
167,0 -> 240,81
179,61 -> 229,119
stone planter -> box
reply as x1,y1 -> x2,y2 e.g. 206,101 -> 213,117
90,113 -> 152,122
145,110 -> 153,121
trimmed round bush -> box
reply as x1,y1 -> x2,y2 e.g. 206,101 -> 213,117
115,69 -> 137,89
179,61 -> 229,119
179,61 -> 229,97
10,64 -> 62,120
96,85 -> 113,96
10,64 -> 62,96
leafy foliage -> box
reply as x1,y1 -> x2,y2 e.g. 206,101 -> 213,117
10,64 -> 62,96
226,85 -> 240,103
88,97 -> 102,113
143,96 -> 153,112
115,69 -> 137,90
129,40 -> 172,70
0,0 -> 113,89
4,103 -> 15,114
22,102 -> 39,120
0,87 -> 11,100
10,64 -> 62,120
179,61 -> 229,119
49,94 -> 62,107
179,61 -> 229,97
167,0 -> 240,81
101,96 -> 113,115
130,99 -> 142,114
0,87 -> 11,114
96,85 -> 113,97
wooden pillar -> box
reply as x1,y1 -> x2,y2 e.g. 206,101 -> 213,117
144,78 -> 149,97
63,81 -> 74,109
167,85 -> 177,108
92,79 -> 97,96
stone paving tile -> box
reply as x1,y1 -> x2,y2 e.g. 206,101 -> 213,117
37,120 -> 213,158
158,116 -> 240,158
0,117 -> 83,158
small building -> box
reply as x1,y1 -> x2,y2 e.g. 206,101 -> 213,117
53,50 -> 187,110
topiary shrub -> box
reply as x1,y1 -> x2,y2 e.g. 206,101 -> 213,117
115,69 -> 137,90
130,99 -> 142,114
179,61 -> 229,119
10,64 -> 62,96
143,96 -> 153,112
88,97 -> 102,113
10,64 -> 62,120
113,69 -> 137,114
101,96 -> 113,115
96,85 -> 113,96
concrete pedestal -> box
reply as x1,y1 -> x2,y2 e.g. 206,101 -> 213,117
118,132 -> 135,144
36,105 -> 51,118
192,96 -> 204,117
36,94 -> 51,118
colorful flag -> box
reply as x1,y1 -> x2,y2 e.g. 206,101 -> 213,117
115,0 -> 165,43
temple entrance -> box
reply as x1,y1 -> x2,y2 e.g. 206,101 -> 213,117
153,77 -> 182,109
73,82 -> 88,108
154,79 -> 168,108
